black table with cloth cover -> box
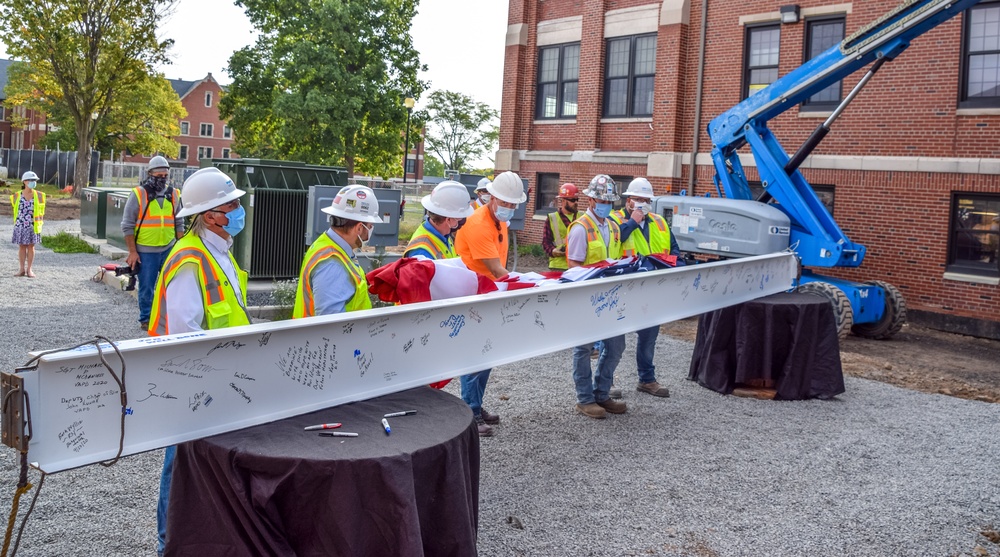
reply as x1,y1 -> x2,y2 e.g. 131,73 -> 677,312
164,386 -> 480,557
688,292 -> 845,400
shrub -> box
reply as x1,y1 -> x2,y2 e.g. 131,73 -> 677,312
41,231 -> 97,254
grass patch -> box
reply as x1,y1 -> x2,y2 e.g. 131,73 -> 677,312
517,243 -> 545,257
41,231 -> 97,254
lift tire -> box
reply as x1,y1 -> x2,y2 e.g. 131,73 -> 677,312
851,280 -> 907,340
797,281 -> 853,340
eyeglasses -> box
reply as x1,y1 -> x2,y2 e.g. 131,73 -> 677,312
563,198 -> 579,203
209,200 -> 240,214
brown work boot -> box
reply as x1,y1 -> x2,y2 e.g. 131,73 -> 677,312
596,398 -> 627,414
575,403 -> 607,419
480,408 -> 501,425
475,415 -> 494,437
609,387 -> 623,400
637,381 -> 671,398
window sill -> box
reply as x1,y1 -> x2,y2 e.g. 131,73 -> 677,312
600,117 -> 653,124
533,119 -> 577,125
532,214 -> 550,221
955,108 -> 1000,116
942,271 -> 1000,286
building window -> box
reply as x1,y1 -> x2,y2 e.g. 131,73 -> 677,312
178,145 -> 188,160
222,148 -> 231,159
199,123 -> 213,137
205,92 -> 213,107
608,175 -> 633,210
960,1 -> 1000,109
604,34 -> 657,118
197,146 -> 213,160
223,125 -> 232,139
536,42 -> 580,119
802,17 -> 845,109
744,24 -> 781,98
0,105 -> 5,120
948,193 -> 1000,277
534,173 -> 561,213
748,181 -> 836,213
0,131 -> 5,148
180,121 -> 190,135
405,158 -> 415,174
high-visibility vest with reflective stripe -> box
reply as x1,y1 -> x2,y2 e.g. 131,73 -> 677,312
472,199 -> 485,210
149,234 -> 250,336
609,208 -> 628,227
547,210 -> 578,270
292,232 -> 371,318
568,212 -> 621,266
403,221 -> 455,260
133,186 -> 179,247
10,190 -> 46,234
622,213 -> 672,256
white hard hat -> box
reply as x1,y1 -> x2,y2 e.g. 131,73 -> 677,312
582,174 -> 620,202
422,181 -> 474,219
623,177 -> 654,198
475,177 -> 491,192
322,185 -> 384,224
175,168 -> 246,218
148,156 -> 170,172
486,171 -> 526,204
21,171 -> 39,182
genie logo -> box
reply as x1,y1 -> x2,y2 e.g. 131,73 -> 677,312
709,219 -> 738,234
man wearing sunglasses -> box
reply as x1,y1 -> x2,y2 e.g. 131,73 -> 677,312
542,182 -> 580,271
292,185 -> 383,317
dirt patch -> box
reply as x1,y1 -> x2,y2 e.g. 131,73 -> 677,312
0,189 -> 80,221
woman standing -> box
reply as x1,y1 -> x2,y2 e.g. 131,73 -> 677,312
10,171 -> 46,278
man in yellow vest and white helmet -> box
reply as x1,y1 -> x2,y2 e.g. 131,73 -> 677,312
565,174 -> 628,419
292,185 -> 383,317
471,177 -> 491,209
609,177 -> 680,399
404,180 -> 474,260
147,166 -> 251,556
123,155 -> 184,331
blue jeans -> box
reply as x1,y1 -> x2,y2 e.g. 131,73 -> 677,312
635,325 -> 659,384
572,335 -> 625,404
138,249 -> 170,324
460,369 -> 492,416
157,445 -> 176,554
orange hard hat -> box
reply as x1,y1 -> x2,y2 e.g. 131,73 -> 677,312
557,183 -> 578,198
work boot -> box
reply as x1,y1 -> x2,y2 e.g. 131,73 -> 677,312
596,398 -> 627,414
575,403 -> 607,419
475,415 -> 494,437
637,381 -> 671,398
480,408 -> 501,425
609,387 -> 623,400
590,348 -> 600,359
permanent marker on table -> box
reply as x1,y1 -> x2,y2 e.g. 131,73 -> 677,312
381,418 -> 392,435
383,411 -> 417,418
319,432 -> 358,437
303,423 -> 342,431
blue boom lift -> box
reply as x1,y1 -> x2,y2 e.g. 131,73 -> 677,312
664,0 -> 982,339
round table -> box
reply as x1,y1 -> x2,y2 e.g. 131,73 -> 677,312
688,292 -> 845,400
164,386 -> 480,557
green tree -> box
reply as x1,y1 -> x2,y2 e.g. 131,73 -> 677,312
220,0 -> 426,177
0,0 -> 173,194
422,153 -> 445,178
8,64 -> 186,157
424,90 -> 499,172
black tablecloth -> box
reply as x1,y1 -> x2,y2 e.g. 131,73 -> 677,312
688,292 -> 845,400
165,387 -> 480,557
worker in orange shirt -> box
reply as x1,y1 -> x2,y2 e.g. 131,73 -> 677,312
454,171 -> 525,436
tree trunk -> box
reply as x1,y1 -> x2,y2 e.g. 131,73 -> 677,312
345,135 -> 355,177
73,124 -> 92,198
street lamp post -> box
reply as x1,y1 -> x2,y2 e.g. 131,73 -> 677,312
402,95 -> 415,184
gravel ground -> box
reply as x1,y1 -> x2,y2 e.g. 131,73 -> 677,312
1,221 -> 999,556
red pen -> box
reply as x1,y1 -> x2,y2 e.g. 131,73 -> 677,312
304,423 -> 342,431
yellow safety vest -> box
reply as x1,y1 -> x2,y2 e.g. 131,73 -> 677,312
133,186 -> 179,247
149,234 -> 250,336
547,210 -> 578,270
568,212 -> 622,266
403,221 -> 456,260
472,199 -> 485,210
293,232 -> 372,318
10,189 -> 46,234
609,208 -> 628,227
622,214 -> 672,257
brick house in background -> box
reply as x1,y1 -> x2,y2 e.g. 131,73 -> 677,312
125,73 -> 236,168
0,58 -> 52,151
498,0 -> 1000,337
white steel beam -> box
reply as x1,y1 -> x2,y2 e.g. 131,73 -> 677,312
5,253 -> 798,473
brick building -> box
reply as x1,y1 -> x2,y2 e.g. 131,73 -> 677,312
126,73 -> 236,168
498,0 -> 1000,337
0,58 -> 52,151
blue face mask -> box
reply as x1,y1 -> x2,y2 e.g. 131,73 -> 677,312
592,203 -> 612,219
221,205 -> 246,236
494,205 -> 515,222
26,181 -> 37,189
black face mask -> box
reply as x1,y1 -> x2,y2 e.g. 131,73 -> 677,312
146,175 -> 168,192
